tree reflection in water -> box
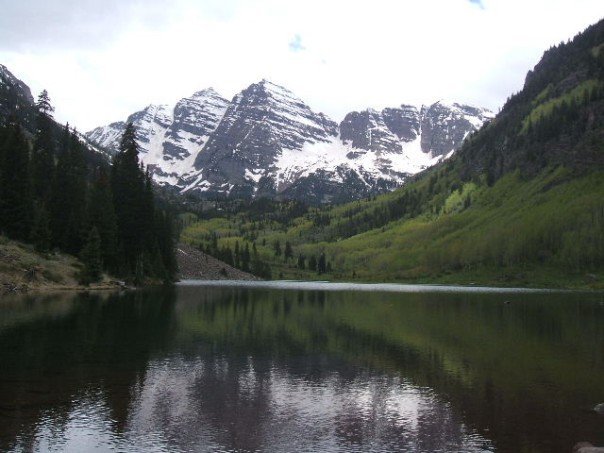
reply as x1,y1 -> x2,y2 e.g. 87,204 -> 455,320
0,285 -> 602,452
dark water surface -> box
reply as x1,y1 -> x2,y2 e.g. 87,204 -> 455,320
1,282 -> 603,452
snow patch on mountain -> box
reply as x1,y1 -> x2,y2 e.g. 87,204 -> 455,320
274,135 -> 445,190
86,80 -> 493,202
87,88 -> 230,185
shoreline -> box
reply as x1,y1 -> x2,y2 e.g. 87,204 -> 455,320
0,281 -> 127,296
177,278 -> 602,293
5,277 -> 601,296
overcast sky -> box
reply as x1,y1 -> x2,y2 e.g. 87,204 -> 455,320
0,0 -> 602,131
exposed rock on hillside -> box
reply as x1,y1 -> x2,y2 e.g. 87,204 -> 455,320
177,243 -> 258,281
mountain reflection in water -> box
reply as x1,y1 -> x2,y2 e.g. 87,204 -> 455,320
0,283 -> 602,452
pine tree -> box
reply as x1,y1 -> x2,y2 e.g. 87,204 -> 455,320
102,121 -> 176,282
297,253 -> 305,270
0,123 -> 33,240
36,89 -> 54,116
88,166 -> 118,272
142,169 -> 156,249
317,253 -> 326,275
251,244 -> 271,280
242,243 -> 251,272
308,255 -> 317,272
49,125 -> 87,253
64,129 -> 88,253
32,90 -> 55,202
81,227 -> 103,284
31,205 -> 52,253
0,125 -> 5,195
273,239 -> 281,257
50,124 -> 72,248
112,122 -> 145,275
221,246 -> 234,266
284,241 -> 293,262
155,210 -> 177,281
234,240 -> 241,268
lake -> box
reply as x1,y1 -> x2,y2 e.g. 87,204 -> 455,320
1,281 -> 603,452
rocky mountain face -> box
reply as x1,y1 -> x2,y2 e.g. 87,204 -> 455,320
87,88 -> 230,187
190,80 -> 339,198
0,64 -> 35,130
87,80 -> 493,203
0,64 -> 107,165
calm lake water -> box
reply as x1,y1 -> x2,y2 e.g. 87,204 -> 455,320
1,281 -> 603,452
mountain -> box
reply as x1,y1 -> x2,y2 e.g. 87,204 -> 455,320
0,64 -> 107,166
87,80 -> 492,203
278,101 -> 492,202
182,18 -> 604,288
87,88 -> 230,187
0,64 -> 35,131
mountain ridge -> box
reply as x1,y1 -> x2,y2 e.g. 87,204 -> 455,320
86,79 -> 492,203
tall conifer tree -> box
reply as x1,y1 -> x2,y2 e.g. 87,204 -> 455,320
32,90 -> 55,202
81,227 -> 103,284
50,125 -> 72,249
0,123 -> 33,240
112,122 -> 145,274
65,128 -> 87,253
89,166 -> 118,273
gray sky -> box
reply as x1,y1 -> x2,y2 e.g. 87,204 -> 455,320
0,0 -> 602,131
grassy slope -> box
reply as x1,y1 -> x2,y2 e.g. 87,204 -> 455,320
319,168 -> 604,287
0,236 -> 118,292
181,166 -> 604,289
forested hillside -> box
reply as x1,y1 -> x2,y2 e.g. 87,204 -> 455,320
0,92 -> 176,285
181,18 -> 604,288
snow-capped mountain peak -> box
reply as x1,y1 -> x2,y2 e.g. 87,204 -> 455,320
86,81 -> 492,203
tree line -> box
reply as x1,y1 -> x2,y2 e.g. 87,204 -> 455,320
0,91 -> 176,284
199,233 -> 272,279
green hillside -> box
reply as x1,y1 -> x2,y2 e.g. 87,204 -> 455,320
181,19 -> 604,289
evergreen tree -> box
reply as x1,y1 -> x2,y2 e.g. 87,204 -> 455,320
49,126 -> 87,253
242,243 -> 251,272
109,124 -> 176,282
317,252 -> 326,274
36,89 -> 54,116
155,210 -> 177,281
234,241 -> 241,268
64,129 -> 88,253
112,122 -> 145,275
251,244 -> 271,280
88,166 -> 118,272
284,241 -> 293,262
31,205 -> 52,253
221,246 -> 234,266
50,124 -> 71,247
273,239 -> 281,257
308,255 -> 317,272
0,125 -> 5,200
142,169 -> 156,249
80,227 -> 103,284
0,123 -> 33,240
32,90 -> 55,202
297,253 -> 305,270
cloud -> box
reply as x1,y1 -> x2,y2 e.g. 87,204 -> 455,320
289,34 -> 306,52
469,0 -> 485,9
0,0 -> 602,131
